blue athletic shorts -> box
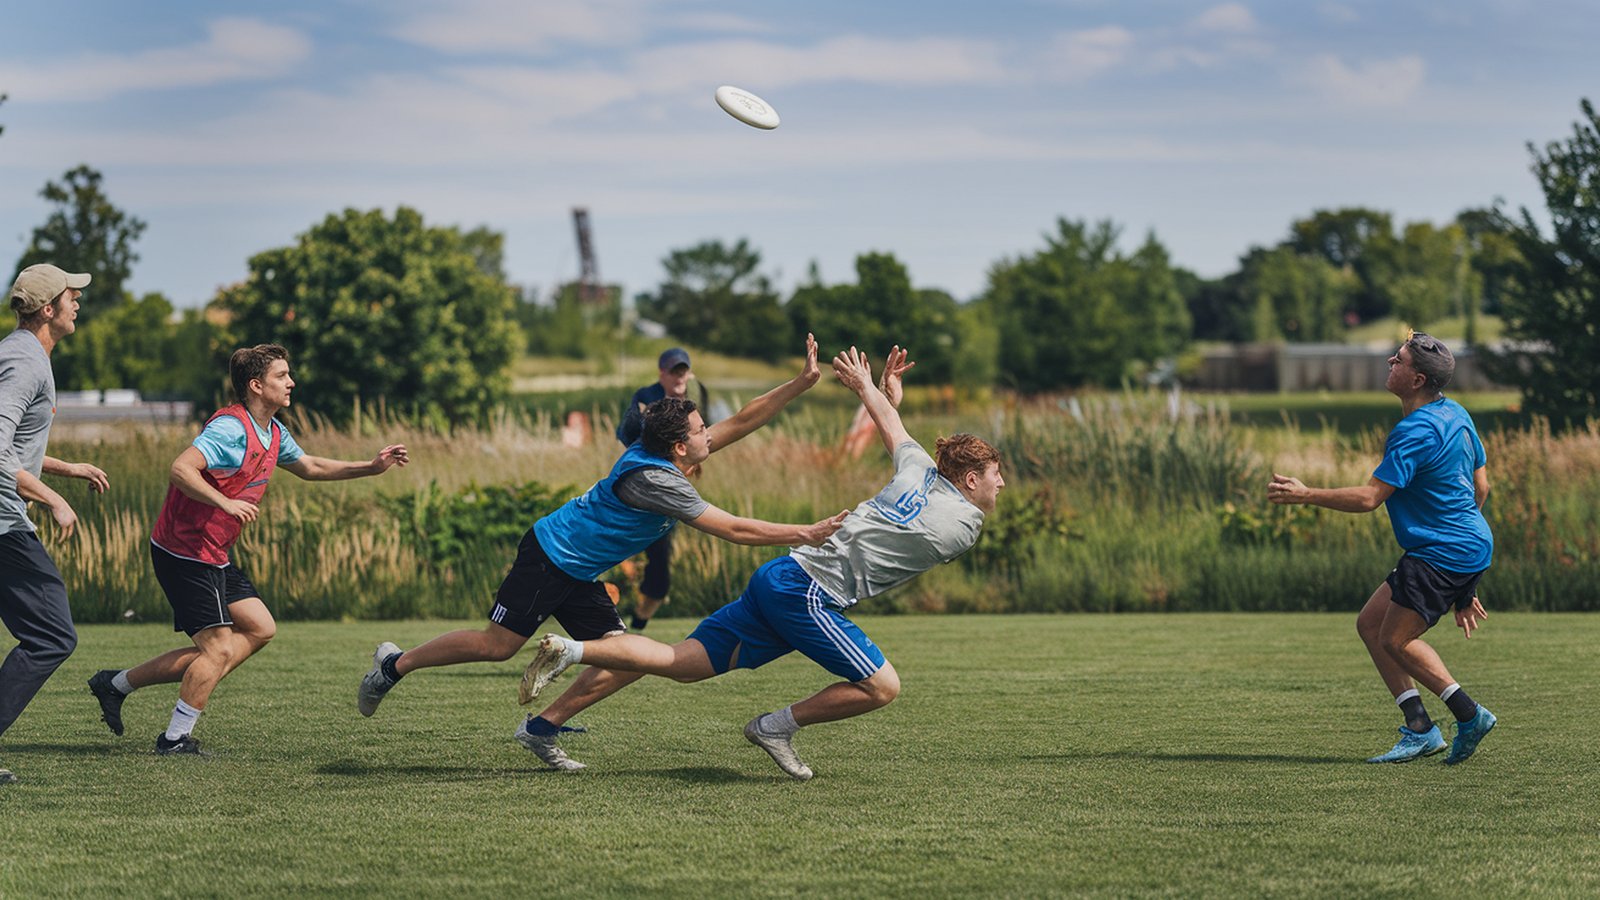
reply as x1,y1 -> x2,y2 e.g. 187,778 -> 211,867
688,556 -> 884,682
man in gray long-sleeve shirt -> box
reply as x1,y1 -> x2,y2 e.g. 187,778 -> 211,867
1,264 -> 110,786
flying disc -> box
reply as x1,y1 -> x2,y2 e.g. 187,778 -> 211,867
714,85 -> 780,130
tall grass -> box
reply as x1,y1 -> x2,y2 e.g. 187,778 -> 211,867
32,395 -> 1600,622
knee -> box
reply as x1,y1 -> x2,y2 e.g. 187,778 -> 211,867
486,636 -> 522,662
247,621 -> 278,648
1355,615 -> 1381,644
38,627 -> 77,667
864,668 -> 901,707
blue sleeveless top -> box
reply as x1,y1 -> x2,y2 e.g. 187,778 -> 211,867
534,442 -> 684,581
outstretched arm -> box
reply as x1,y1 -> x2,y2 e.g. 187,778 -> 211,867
281,444 -> 410,481
1266,473 -> 1393,513
686,503 -> 848,547
705,333 -> 820,453
832,346 -> 912,456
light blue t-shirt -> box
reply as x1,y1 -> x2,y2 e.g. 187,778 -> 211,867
1371,397 -> 1493,574
192,413 -> 304,474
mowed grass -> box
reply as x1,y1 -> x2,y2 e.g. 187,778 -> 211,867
2,614 -> 1596,898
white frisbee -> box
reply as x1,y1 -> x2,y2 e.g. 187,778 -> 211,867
714,85 -> 780,130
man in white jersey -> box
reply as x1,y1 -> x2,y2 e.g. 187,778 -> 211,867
516,346 -> 1004,779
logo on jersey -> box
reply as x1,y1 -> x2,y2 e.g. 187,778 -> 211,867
870,468 -> 938,525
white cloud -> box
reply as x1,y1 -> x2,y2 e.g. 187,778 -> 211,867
388,0 -> 653,53
630,35 -> 1008,91
1193,3 -> 1259,34
0,19 -> 310,103
1302,53 -> 1426,107
1047,26 -> 1135,82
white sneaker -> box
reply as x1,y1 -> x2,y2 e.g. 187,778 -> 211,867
518,634 -> 577,706
743,714 -> 813,781
357,641 -> 402,717
513,718 -> 586,771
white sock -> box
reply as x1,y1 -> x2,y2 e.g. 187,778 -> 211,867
766,706 -> 800,736
165,700 -> 202,741
112,670 -> 136,694
565,637 -> 584,664
1440,683 -> 1461,702
1394,688 -> 1421,706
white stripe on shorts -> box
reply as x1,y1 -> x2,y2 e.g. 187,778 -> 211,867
806,581 -> 877,678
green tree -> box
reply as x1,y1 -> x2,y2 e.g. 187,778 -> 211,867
984,218 -> 1188,391
635,240 -> 789,362
51,294 -> 225,402
1484,99 -> 1600,425
785,253 -> 964,380
1232,246 -> 1353,342
215,207 -> 521,424
1456,206 -> 1525,318
1383,222 -> 1473,329
1288,207 -> 1397,323
14,165 -> 147,321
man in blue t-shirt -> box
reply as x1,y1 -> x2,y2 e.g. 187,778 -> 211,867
614,347 -> 710,631
1269,332 -> 1496,766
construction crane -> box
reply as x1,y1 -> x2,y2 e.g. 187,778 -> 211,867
571,207 -> 604,305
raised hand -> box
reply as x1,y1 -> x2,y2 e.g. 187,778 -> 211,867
72,462 -> 110,494
831,346 -> 873,396
879,345 -> 916,409
797,332 -> 821,387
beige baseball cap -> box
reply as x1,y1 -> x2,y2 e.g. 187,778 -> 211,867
10,264 -> 92,315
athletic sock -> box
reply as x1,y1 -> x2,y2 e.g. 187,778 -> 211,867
563,638 -> 584,664
111,670 -> 135,695
1440,683 -> 1479,722
165,700 -> 202,741
1395,689 -> 1433,733
381,653 -> 403,684
763,705 -> 800,736
526,716 -> 560,736
630,616 -> 649,631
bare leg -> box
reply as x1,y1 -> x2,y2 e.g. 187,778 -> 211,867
123,598 -> 279,690
537,667 -> 647,726
177,626 -> 239,710
573,635 -> 716,682
1378,605 -> 1457,697
1356,583 -> 1415,697
397,623 -> 528,675
790,662 -> 901,726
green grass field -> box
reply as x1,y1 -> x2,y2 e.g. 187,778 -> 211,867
3,615 -> 1596,898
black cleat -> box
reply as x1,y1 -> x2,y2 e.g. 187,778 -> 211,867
88,670 -> 127,736
0,767 -> 17,785
154,734 -> 205,756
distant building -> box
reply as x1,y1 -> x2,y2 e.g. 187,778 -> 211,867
55,390 -> 193,423
1195,343 -> 1508,392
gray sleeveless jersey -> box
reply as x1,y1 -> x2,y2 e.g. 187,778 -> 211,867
791,440 -> 985,608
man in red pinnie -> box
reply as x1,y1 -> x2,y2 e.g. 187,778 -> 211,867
87,344 -> 409,754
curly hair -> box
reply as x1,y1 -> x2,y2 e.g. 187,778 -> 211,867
641,397 -> 699,457
229,344 -> 289,402
934,433 -> 1000,485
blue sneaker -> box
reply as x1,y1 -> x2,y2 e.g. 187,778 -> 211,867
1444,706 -> 1496,765
1366,725 -> 1447,763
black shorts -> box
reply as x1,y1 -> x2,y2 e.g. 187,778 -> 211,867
1386,554 -> 1485,629
150,543 -> 262,636
640,531 -> 673,599
489,529 -> 626,640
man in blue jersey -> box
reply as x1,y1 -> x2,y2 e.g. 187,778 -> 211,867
355,335 -> 847,745
515,346 -> 1005,780
1269,332 -> 1495,765
614,347 -> 708,631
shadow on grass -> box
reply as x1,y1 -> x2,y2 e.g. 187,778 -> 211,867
314,758 -> 557,780
639,766 -> 766,784
1,742 -> 120,757
1024,750 -> 1351,765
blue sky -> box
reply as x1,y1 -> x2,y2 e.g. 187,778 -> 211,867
2,0 -> 1595,308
